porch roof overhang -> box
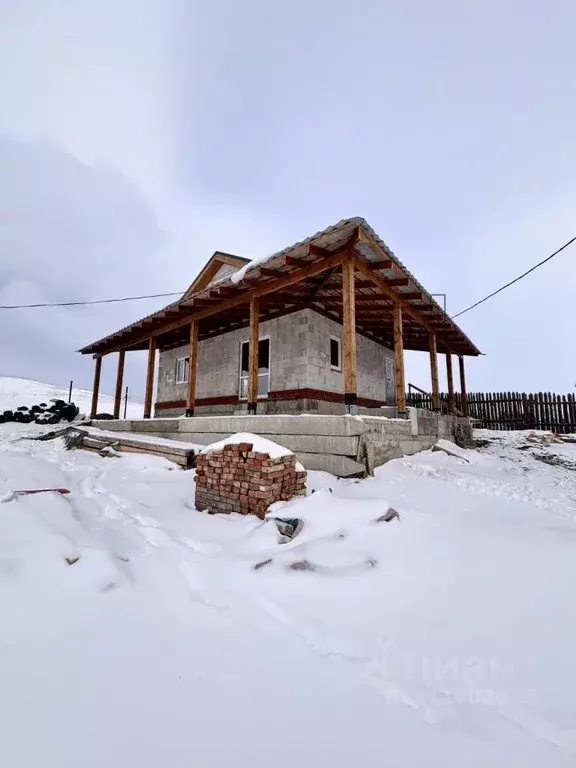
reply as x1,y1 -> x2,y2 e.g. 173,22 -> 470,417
79,218 -> 481,358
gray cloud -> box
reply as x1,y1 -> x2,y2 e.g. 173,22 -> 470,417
1,0 -> 575,402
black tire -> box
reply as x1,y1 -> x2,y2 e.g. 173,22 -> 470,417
3,410 -> 13,420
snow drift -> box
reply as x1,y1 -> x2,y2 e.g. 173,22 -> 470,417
1,425 -> 576,767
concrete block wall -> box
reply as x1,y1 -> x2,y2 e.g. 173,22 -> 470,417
306,312 -> 395,403
157,310 -> 309,406
156,308 -> 396,414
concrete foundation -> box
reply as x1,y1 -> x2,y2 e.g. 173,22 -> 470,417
91,409 -> 473,478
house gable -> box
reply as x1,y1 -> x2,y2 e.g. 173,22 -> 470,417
183,252 -> 248,299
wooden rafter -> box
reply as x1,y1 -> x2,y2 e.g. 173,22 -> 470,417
97,250 -> 348,354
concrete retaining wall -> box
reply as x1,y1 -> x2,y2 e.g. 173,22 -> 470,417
91,410 -> 471,478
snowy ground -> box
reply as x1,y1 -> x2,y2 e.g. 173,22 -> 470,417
1,424 -> 576,767
0,376 -> 143,418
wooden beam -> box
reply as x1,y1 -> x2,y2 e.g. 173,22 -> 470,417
369,259 -> 393,270
393,305 -> 406,414
352,253 -> 454,349
185,320 -> 199,416
402,292 -> 424,301
459,355 -> 469,416
143,337 -> 157,418
429,332 -> 440,411
342,260 -> 357,408
103,250 -> 347,354
248,298 -> 259,414
387,278 -> 410,288
113,349 -> 125,419
259,268 -> 283,278
284,255 -> 307,267
445,352 -> 455,414
90,355 -> 102,419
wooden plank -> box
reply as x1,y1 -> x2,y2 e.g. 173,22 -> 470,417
341,260 -> 357,406
393,305 -> 406,413
113,349 -> 125,419
90,356 -> 102,419
445,352 -> 454,414
248,298 -> 259,413
429,332 -> 440,410
561,394 -> 569,434
185,320 -> 199,416
458,356 -> 468,416
143,337 -> 157,419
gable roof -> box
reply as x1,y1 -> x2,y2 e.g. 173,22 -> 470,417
79,217 -> 481,357
182,251 -> 249,297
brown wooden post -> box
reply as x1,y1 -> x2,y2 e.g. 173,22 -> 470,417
248,298 -> 259,414
90,355 -> 102,419
185,320 -> 199,417
445,351 -> 455,414
429,332 -> 440,411
342,259 -> 357,410
113,349 -> 126,419
458,355 -> 469,416
143,337 -> 157,419
393,304 -> 406,414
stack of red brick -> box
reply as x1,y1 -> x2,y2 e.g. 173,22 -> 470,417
195,441 -> 307,518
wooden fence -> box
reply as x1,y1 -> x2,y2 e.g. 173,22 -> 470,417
405,391 -> 576,434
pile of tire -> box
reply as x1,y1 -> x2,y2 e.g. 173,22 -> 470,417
0,400 -> 80,426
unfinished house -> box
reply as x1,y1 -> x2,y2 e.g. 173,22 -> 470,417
80,218 -> 481,474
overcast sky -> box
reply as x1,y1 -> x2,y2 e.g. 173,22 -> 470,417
0,0 -> 575,401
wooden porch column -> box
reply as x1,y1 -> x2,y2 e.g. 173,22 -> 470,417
445,351 -> 455,414
393,304 -> 406,414
247,298 -> 259,414
90,355 -> 102,419
113,349 -> 126,419
185,320 -> 199,417
342,260 -> 357,409
143,337 -> 157,419
429,332 -> 440,411
458,355 -> 469,416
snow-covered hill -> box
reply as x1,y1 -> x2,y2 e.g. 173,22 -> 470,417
0,427 -> 576,767
0,376 -> 143,418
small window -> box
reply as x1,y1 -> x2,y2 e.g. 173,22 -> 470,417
330,336 -> 341,370
175,357 -> 189,384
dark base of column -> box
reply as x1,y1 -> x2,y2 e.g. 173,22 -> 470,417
344,393 -> 357,406
247,402 -> 257,415
185,408 -> 194,417
397,410 -> 407,418
143,414 -> 151,419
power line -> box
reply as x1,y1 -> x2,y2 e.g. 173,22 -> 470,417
452,235 -> 576,319
0,291 -> 183,310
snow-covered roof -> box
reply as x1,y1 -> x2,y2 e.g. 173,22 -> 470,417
79,217 -> 481,357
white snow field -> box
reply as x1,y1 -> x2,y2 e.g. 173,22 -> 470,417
0,376 -> 143,418
1,424 -> 576,767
